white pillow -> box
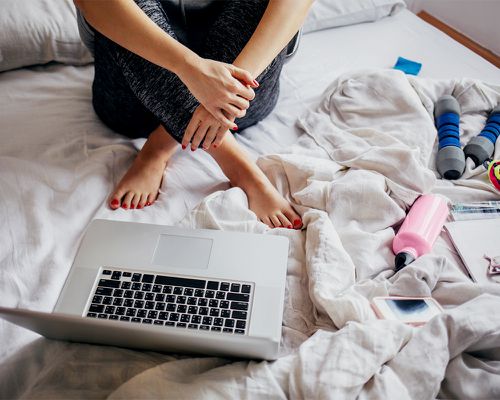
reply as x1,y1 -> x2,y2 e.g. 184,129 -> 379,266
0,0 -> 93,72
303,0 -> 406,34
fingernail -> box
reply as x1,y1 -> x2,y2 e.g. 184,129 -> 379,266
111,199 -> 119,206
233,125 -> 238,131
253,80 -> 259,87
182,144 -> 186,150
122,204 -> 128,209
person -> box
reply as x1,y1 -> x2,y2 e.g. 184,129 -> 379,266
74,0 -> 312,229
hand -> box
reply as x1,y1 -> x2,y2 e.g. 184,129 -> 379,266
179,56 -> 258,128
182,105 -> 233,151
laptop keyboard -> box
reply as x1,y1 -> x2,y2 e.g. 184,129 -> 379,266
84,268 -> 253,335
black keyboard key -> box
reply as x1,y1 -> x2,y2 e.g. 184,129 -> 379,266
98,279 -> 120,288
209,299 -> 219,308
230,283 -> 240,292
152,285 -> 162,293
123,290 -> 134,299
177,305 -> 187,313
95,287 -> 113,296
220,282 -> 230,291
202,317 -> 212,325
92,295 -> 103,304
112,298 -> 123,306
104,306 -> 115,314
142,274 -> 154,283
166,295 -> 176,303
131,273 -> 142,282
241,284 -> 251,294
224,319 -> 235,327
176,296 -> 187,304
176,323 -> 187,328
145,301 -> 155,310
109,315 -> 119,320
145,293 -> 155,301
187,297 -> 197,305
232,311 -> 247,320
154,320 -> 164,326
89,304 -> 104,313
147,310 -> 158,319
236,320 -> 246,329
205,290 -> 215,299
155,303 -> 166,311
211,326 -> 222,332
132,282 -> 142,291
142,283 -> 152,291
159,312 -> 169,320
194,289 -> 204,297
214,318 -> 223,326
199,307 -> 208,316
191,315 -> 202,324
200,325 -> 210,331
188,324 -> 198,330
209,309 -> 220,317
226,293 -> 250,302
223,328 -> 233,333
134,291 -> 144,300
184,288 -> 194,296
216,291 -> 226,300
234,329 -> 245,334
131,317 -> 141,323
230,302 -> 248,311
115,307 -> 126,316
121,281 -> 131,289
188,306 -> 198,314
198,298 -> 208,306
169,313 -> 179,322
123,299 -> 134,307
220,301 -> 229,309
103,297 -> 113,306
165,321 -> 175,327
163,286 -> 173,294
113,289 -> 124,297
122,272 -> 132,277
166,304 -> 176,312
120,316 -> 130,321
98,313 -> 108,319
180,314 -> 190,323
207,281 -> 219,290
126,308 -> 136,317
102,269 -> 112,275
155,293 -> 165,302
221,310 -> 231,318
142,319 -> 152,324
111,271 -> 121,280
137,309 -> 147,318
134,300 -> 145,309
173,287 -> 183,295
155,275 -> 206,289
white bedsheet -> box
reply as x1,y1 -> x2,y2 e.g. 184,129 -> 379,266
1,9 -> 500,399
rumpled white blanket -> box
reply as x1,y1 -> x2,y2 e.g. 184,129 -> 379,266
2,69 -> 500,399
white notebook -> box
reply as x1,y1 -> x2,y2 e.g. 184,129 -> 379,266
445,219 -> 500,285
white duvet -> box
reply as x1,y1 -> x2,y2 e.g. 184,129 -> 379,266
2,69 -> 500,399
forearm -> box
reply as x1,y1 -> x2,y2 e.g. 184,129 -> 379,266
74,0 -> 197,75
233,0 -> 314,77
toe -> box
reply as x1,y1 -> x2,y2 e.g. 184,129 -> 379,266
284,208 -> 302,229
270,215 -> 282,228
146,192 -> 157,206
121,192 -> 134,210
137,194 -> 148,209
261,216 -> 273,229
277,213 -> 292,229
109,189 -> 126,209
130,193 -> 141,209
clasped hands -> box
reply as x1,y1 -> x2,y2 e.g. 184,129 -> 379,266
179,57 -> 258,151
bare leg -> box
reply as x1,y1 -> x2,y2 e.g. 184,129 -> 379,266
207,133 -> 303,229
108,125 -> 178,210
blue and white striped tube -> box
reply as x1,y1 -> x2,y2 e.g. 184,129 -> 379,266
464,105 -> 500,166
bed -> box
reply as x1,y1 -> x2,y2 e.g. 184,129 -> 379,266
1,1 -> 500,398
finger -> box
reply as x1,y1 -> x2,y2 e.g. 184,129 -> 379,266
212,127 -> 229,148
222,103 -> 246,120
182,116 -> 200,149
213,107 -> 237,130
230,95 -> 250,111
235,85 -> 255,101
202,124 -> 219,150
230,66 -> 255,87
191,122 -> 210,150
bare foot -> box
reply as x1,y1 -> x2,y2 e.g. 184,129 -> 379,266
109,125 -> 178,210
207,133 -> 302,229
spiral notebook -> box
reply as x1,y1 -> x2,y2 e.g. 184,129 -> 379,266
445,219 -> 500,285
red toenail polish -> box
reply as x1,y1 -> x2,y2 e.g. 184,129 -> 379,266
191,147 -> 195,151
182,144 -> 186,150
288,225 -> 292,229
137,204 -> 142,209
122,204 -> 128,209
131,204 -> 136,209
111,199 -> 119,206
213,144 -> 217,148
293,219 -> 301,227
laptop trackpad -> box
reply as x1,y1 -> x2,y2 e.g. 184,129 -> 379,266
152,234 -> 212,270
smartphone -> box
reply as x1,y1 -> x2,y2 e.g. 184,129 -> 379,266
371,296 -> 443,326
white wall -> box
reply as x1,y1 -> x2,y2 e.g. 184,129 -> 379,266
404,0 -> 500,56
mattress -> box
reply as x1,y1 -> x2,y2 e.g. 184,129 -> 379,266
1,9 -> 499,398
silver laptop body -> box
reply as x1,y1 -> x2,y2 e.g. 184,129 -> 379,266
0,219 -> 289,360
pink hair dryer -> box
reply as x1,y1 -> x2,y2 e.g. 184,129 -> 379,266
392,194 -> 449,271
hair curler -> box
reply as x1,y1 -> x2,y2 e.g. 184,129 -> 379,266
463,105 -> 500,167
434,95 -> 465,180
392,194 -> 449,271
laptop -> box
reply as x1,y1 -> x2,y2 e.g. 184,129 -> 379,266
0,219 -> 289,360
